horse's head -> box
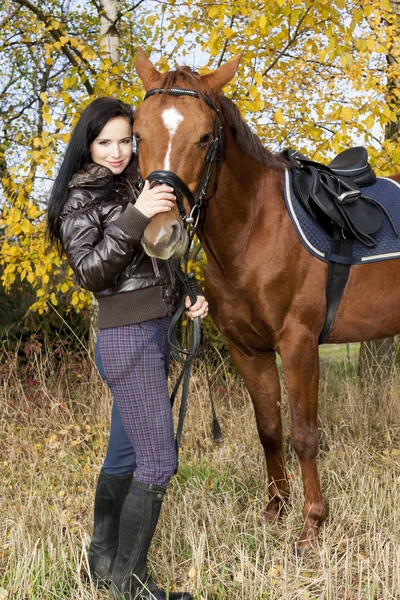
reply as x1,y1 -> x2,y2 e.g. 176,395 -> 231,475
134,49 -> 241,259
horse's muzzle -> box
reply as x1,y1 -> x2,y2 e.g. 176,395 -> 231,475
142,220 -> 189,260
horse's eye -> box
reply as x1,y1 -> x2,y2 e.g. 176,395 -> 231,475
198,133 -> 212,145
134,132 -> 141,141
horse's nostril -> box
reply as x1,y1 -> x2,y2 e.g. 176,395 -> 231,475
170,222 -> 181,244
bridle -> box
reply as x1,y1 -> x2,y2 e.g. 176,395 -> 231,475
136,87 -> 224,227
136,86 -> 224,451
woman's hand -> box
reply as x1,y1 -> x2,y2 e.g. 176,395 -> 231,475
185,295 -> 209,319
135,180 -> 176,218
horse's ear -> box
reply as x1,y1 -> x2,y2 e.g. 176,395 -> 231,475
200,54 -> 242,95
135,48 -> 162,91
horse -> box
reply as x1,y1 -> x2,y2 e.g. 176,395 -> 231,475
133,48 -> 400,547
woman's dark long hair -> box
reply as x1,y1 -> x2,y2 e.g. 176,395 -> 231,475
47,97 -> 134,244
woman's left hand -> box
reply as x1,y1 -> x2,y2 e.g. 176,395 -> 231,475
185,295 -> 209,319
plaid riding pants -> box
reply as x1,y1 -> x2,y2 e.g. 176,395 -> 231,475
94,317 -> 177,487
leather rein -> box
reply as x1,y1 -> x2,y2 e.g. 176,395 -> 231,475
137,87 -> 223,451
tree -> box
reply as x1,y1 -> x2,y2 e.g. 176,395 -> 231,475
358,0 -> 400,391
0,0 -> 147,315
98,0 -> 121,63
1,0 -> 399,320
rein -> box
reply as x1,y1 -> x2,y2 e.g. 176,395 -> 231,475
138,86 -> 223,453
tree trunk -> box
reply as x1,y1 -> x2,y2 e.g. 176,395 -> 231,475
385,0 -> 400,141
89,0 -> 121,354
358,0 -> 400,390
99,0 -> 120,64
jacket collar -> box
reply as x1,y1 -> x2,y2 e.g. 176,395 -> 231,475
69,163 -> 113,188
69,155 -> 138,189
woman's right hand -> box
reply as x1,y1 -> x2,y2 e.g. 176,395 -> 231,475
134,180 -> 176,218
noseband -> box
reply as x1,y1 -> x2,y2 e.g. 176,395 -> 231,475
137,87 -> 224,227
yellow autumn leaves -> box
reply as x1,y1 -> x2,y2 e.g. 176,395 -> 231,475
275,110 -> 285,125
2,0 -> 400,317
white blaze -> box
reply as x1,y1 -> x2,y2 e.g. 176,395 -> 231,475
162,107 -> 184,170
154,226 -> 167,245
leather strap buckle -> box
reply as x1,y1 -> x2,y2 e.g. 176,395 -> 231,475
337,190 -> 361,204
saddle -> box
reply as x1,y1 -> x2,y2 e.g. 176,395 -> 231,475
283,146 -> 398,344
285,147 -> 397,248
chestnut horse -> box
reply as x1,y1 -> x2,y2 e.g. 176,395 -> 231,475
134,49 -> 400,547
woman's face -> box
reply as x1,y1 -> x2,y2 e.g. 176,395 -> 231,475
90,117 -> 133,174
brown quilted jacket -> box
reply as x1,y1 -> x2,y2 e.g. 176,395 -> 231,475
59,158 -> 180,329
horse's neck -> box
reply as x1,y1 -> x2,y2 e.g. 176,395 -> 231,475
200,146 -> 286,277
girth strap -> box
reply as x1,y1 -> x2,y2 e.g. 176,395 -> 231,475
319,227 -> 353,344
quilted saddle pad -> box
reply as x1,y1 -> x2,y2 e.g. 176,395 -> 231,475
283,169 -> 400,264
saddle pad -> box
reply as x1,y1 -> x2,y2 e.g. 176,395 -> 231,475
283,169 -> 400,264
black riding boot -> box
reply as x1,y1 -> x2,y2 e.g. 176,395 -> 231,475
85,469 -> 133,586
110,480 -> 192,600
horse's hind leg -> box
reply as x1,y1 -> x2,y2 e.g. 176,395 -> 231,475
229,344 -> 289,520
279,326 -> 325,547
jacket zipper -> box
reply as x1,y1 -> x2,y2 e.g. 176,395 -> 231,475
151,257 -> 160,277
166,260 -> 175,287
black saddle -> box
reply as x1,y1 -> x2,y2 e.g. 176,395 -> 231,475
283,147 -> 398,344
285,147 -> 397,248
328,146 -> 375,186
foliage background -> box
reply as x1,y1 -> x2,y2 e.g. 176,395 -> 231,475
2,4 -> 400,599
1,0 -> 400,324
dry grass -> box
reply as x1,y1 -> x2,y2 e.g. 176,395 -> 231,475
1,343 -> 400,600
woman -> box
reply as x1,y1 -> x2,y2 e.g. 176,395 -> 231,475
47,97 -> 208,600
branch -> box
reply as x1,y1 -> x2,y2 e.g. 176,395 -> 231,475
37,63 -> 52,137
89,0 -> 102,11
217,14 -> 236,68
262,5 -> 313,77
0,96 -> 37,122
131,0 -> 147,10
0,75 -> 19,101
0,6 -> 21,29
12,0 -> 95,95
0,141 -> 13,192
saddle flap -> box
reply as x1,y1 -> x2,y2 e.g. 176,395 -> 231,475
292,169 -> 314,213
308,167 -> 346,229
317,173 -> 382,235
293,165 -> 348,231
293,168 -> 345,228
287,148 -> 387,246
339,191 -> 382,235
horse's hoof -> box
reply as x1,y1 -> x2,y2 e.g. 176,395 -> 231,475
294,539 -> 314,554
293,544 -> 303,558
264,508 -> 281,523
296,530 -> 319,552
263,498 -> 287,523
293,538 -> 318,558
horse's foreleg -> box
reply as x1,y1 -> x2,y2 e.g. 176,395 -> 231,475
229,344 -> 289,520
279,328 -> 325,547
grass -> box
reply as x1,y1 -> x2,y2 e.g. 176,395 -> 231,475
1,342 -> 400,599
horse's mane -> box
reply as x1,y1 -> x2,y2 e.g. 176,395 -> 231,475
158,67 -> 286,171
217,95 -> 285,170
